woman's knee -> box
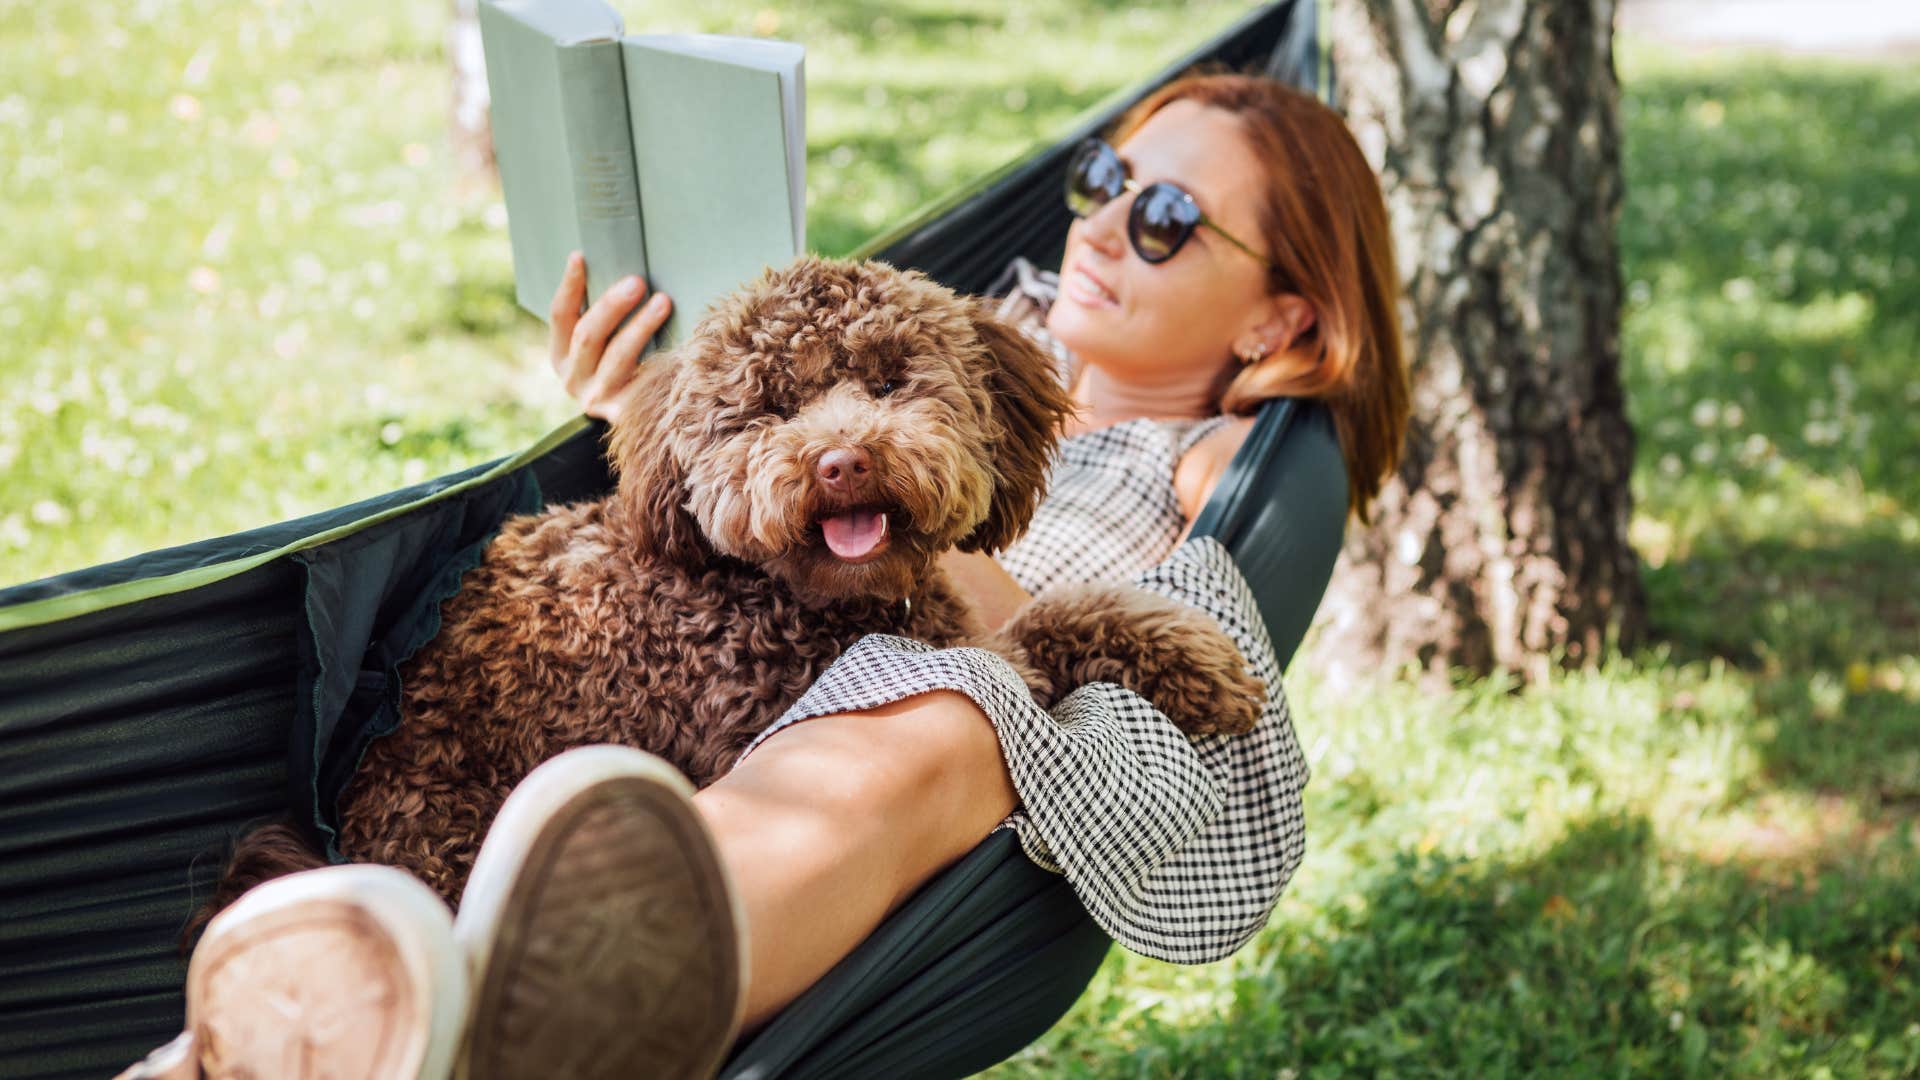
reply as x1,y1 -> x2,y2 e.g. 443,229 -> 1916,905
746,691 -> 1010,832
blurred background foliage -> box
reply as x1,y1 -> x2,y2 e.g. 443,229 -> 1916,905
2,0 -> 1916,1075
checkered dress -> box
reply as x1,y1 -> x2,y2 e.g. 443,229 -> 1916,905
732,264 -> 1311,965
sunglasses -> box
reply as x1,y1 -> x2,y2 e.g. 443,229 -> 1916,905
1064,138 -> 1274,268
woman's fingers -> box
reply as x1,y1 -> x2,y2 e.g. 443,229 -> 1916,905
561,274 -> 648,399
545,253 -> 673,418
580,292 -> 673,421
547,251 -> 588,375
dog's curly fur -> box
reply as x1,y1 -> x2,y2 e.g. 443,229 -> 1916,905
995,583 -> 1265,737
196,255 -> 1263,935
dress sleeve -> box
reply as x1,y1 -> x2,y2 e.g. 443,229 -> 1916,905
730,537 -> 1309,965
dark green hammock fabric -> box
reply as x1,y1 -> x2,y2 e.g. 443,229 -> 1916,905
0,3 -> 1335,1076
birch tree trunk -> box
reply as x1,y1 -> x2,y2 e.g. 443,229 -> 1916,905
1313,0 -> 1646,683
450,0 -> 496,191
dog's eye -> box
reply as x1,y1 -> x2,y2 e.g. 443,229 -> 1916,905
872,380 -> 897,399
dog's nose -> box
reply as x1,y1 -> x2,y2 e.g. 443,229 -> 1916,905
817,447 -> 872,492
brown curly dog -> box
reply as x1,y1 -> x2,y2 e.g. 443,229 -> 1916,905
195,256 -> 1262,931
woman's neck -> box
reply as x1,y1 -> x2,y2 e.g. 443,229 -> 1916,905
1071,361 -> 1222,432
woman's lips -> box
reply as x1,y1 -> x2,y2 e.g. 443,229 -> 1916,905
1062,267 -> 1119,309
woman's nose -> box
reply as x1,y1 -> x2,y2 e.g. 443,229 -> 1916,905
1076,192 -> 1131,259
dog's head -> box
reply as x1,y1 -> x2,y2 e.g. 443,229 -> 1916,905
608,256 -> 1073,603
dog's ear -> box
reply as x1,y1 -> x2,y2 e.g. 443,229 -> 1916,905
958,300 -> 1075,554
607,355 -> 708,565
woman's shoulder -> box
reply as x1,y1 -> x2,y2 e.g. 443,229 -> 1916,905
1173,414 -> 1256,523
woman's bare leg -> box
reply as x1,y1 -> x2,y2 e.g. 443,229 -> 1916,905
692,690 -> 1017,1032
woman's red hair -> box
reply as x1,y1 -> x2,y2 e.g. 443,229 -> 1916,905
1110,73 -> 1410,523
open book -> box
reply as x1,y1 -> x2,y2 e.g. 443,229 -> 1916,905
478,0 -> 806,348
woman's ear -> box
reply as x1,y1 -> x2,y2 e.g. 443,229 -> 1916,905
958,301 -> 1075,554
606,355 -> 708,565
1234,293 -> 1316,361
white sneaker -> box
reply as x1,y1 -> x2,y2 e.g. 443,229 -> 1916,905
118,864 -> 469,1080
454,746 -> 747,1080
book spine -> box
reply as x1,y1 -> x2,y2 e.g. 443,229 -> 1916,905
556,38 -> 648,306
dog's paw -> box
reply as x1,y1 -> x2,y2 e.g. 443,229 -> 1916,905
1139,623 -> 1265,736
997,582 -> 1265,737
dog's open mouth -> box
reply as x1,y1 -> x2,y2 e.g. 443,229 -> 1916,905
817,504 -> 897,563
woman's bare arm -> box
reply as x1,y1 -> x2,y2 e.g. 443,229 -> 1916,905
939,548 -> 1032,632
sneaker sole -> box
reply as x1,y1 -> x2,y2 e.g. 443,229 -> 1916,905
187,864 -> 468,1080
455,747 -> 745,1080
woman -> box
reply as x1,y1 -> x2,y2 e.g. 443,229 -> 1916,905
123,73 -> 1408,1079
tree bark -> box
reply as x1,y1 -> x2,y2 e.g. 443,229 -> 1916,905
450,0 -> 496,191
1313,0 -> 1646,684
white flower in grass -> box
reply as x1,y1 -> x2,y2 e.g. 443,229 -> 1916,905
30,500 -> 70,526
291,255 -> 327,286
201,220 -> 234,260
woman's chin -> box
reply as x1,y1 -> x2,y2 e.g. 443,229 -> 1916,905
1044,301 -> 1106,356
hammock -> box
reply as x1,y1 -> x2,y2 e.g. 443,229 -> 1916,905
0,3 -> 1340,1076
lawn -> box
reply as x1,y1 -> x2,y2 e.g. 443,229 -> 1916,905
0,0 -> 1253,580
3,1 -> 1916,1076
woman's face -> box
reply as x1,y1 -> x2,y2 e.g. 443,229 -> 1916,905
1046,99 -> 1277,384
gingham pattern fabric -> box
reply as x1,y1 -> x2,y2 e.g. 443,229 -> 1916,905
733,412 -> 1312,963
996,416 -> 1227,595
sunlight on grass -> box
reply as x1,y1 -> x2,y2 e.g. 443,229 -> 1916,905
0,0 -> 1248,586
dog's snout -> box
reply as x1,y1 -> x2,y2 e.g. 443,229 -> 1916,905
816,447 -> 873,492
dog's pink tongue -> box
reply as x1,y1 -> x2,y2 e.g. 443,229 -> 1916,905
822,509 -> 888,559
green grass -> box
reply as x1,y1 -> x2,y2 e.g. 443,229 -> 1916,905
0,0 -> 1251,582
3,5 -> 1917,1077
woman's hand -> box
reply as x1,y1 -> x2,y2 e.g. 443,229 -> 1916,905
547,251 -> 673,422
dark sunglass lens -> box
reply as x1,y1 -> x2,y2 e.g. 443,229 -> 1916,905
1066,142 -> 1125,217
1130,183 -> 1200,262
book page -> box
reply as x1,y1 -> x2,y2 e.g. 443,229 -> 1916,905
623,38 -> 804,346
630,35 -> 805,252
